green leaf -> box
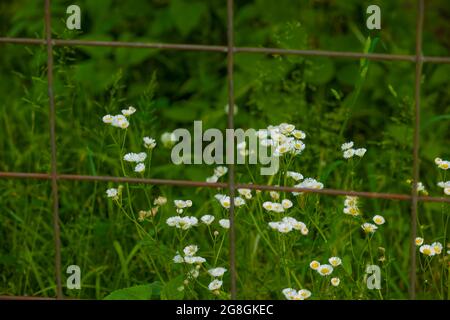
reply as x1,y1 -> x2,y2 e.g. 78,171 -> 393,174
104,282 -> 162,300
160,275 -> 185,300
170,0 -> 207,36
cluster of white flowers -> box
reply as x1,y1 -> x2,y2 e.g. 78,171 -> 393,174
268,217 -> 309,235
282,288 -> 311,300
215,194 -> 245,209
106,188 -> 120,200
207,267 -> 227,293
341,141 -> 367,159
292,178 -> 324,196
417,239 -> 443,257
102,106 -> 136,129
437,181 -> 450,196
360,215 -> 385,234
173,245 -> 206,265
256,123 -> 306,157
143,137 -> 156,149
138,196 -> 167,221
166,216 -> 198,230
174,199 -> 193,214
198,214 -> 229,230
206,166 -> 228,183
286,171 -> 304,181
435,157 -> 449,170
343,196 -> 360,216
123,152 -> 147,173
237,188 -> 253,199
310,257 -> 341,278
262,199 -> 293,213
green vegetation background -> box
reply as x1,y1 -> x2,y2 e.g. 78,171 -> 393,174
0,0 -> 449,299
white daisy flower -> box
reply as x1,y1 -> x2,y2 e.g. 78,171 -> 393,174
219,196 -> 231,209
361,223 -> 378,234
437,181 -> 450,188
143,136 -> 156,149
415,237 -> 424,246
438,160 -> 449,170
286,171 -> 303,181
317,264 -> 334,276
343,148 -> 355,159
344,196 -> 358,207
270,191 -> 280,200
111,115 -> 129,129
341,141 -> 354,150
419,244 -> 435,256
372,215 -> 385,225
234,197 -> 246,207
173,254 -> 184,263
292,130 -> 306,140
183,245 -> 199,257
354,148 -> 367,157
431,242 -> 443,254
102,114 -> 114,123
293,178 -> 324,195
206,175 -> 219,183
134,163 -> 145,173
201,215 -> 215,225
309,260 -> 320,270
208,279 -> 223,291
281,199 -> 293,209
124,152 -> 147,163
214,166 -> 228,177
219,219 -> 230,229
272,203 -> 285,213
262,201 -> 274,211
328,257 -> 342,267
445,187 -> 450,195
238,188 -> 252,199
121,106 -> 136,116
331,277 -> 340,287
208,267 -> 227,277
343,206 -> 360,216
184,256 -> 206,264
153,196 -> 167,206
106,188 -> 119,200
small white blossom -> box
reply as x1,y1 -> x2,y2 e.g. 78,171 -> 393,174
208,279 -> 223,291
201,215 -> 215,225
143,137 -> 156,149
286,171 -> 304,181
354,148 -> 367,157
372,215 -> 385,225
208,267 -> 227,277
328,257 -> 342,267
341,141 -> 354,150
124,152 -> 147,163
361,223 -> 378,234
331,277 -> 340,287
317,264 -> 334,276
219,219 -> 230,229
134,163 -> 145,173
121,106 -> 136,116
183,245 -> 199,257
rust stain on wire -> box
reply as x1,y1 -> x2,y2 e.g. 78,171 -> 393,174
409,0 -> 425,301
45,0 -> 63,300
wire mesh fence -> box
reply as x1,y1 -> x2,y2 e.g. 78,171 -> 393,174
0,0 -> 449,300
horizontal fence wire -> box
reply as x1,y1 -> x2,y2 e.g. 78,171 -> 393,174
1,172 -> 450,204
0,0 -> 448,300
1,37 -> 450,63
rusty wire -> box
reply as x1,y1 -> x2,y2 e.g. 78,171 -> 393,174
0,0 -> 448,300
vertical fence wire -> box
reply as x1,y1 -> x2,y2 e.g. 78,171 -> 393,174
45,0 -> 63,299
226,0 -> 237,299
409,0 -> 425,300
